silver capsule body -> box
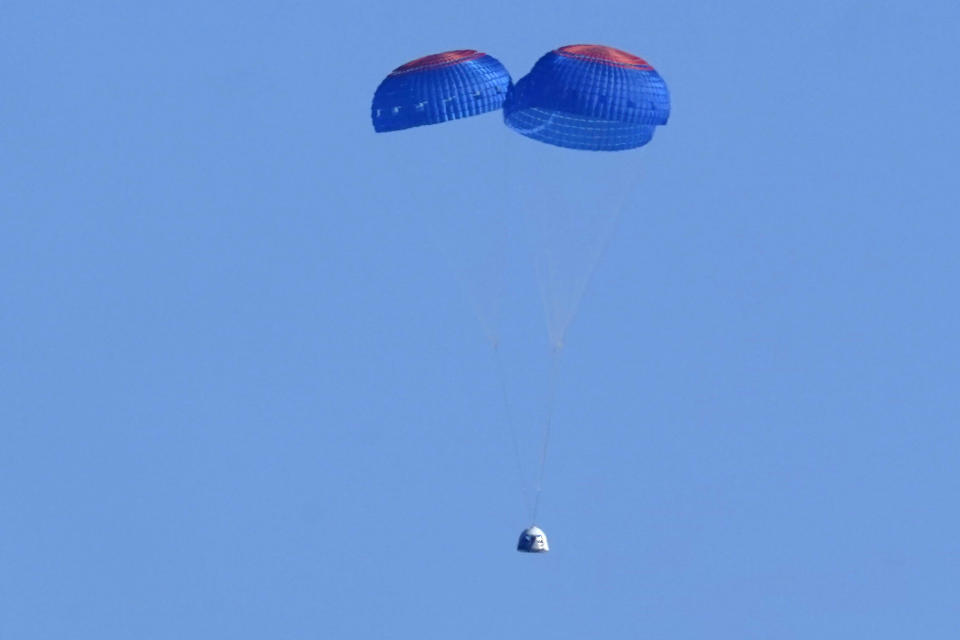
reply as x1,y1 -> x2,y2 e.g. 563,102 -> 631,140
517,526 -> 549,553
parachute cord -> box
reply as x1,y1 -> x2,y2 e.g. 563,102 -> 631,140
531,345 -> 562,524
533,168 -> 640,348
492,341 -> 533,519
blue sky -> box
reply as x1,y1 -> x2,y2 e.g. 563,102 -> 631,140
2,1 -> 959,637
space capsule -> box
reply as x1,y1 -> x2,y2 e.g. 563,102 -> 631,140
517,526 -> 549,553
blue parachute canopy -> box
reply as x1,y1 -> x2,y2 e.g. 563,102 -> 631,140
504,44 -> 670,151
372,50 -> 512,133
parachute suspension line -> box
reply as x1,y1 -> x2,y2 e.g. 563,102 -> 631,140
557,175 -> 632,333
546,175 -> 635,349
492,342 -> 534,519
531,345 -> 562,524
525,176 -> 638,523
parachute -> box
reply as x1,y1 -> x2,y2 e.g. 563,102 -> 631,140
371,50 -> 511,132
372,46 -> 669,551
505,44 -> 670,151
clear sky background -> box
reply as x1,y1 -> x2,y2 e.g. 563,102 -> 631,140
2,1 -> 959,638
